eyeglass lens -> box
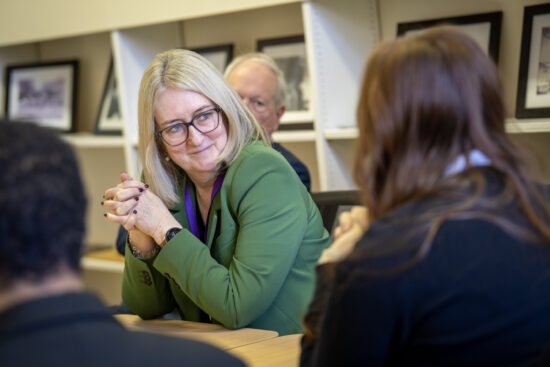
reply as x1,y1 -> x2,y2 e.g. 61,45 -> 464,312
160,108 -> 220,146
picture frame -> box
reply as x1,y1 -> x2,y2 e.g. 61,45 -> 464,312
191,44 -> 234,74
4,60 -> 78,132
95,59 -> 123,135
257,35 -> 312,128
397,12 -> 502,63
516,3 -> 550,119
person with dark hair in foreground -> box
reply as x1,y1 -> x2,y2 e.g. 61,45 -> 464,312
0,121 -> 243,366
301,26 -> 550,366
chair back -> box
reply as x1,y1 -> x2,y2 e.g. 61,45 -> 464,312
311,190 -> 362,235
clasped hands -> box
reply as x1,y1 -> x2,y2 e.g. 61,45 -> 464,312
318,206 -> 369,264
102,173 -> 181,249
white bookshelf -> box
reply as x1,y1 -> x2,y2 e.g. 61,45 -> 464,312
505,118 -> 550,134
273,130 -> 316,142
304,0 -> 379,190
62,133 -> 125,148
324,127 -> 359,140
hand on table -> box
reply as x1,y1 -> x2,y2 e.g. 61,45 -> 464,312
318,206 -> 369,264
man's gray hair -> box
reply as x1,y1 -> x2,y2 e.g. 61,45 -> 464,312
224,52 -> 287,107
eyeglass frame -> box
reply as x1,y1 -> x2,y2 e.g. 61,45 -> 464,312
155,107 -> 222,146
242,96 -> 272,114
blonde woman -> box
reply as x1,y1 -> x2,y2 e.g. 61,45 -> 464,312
102,49 -> 329,335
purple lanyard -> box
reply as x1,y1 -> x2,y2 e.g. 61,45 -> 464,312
184,174 -> 224,243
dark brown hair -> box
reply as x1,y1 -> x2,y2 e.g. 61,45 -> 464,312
302,26 -> 550,346
354,25 -> 550,245
0,121 -> 86,289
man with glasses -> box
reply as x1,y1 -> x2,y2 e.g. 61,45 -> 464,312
225,52 -> 311,192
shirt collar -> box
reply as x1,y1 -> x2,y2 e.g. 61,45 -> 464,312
444,149 -> 491,177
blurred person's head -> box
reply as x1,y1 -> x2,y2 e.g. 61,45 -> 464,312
0,121 -> 86,310
354,26 -> 522,220
225,52 -> 286,138
138,49 -> 267,207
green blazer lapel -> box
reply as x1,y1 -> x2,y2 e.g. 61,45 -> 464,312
171,175 -> 193,229
206,196 -> 220,249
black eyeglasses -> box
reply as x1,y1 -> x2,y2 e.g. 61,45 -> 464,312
155,107 -> 221,146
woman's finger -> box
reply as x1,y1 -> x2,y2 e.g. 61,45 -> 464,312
103,187 -> 122,201
102,198 -> 121,212
116,180 -> 148,190
340,212 -> 353,230
104,210 -> 137,230
113,198 -> 139,216
104,212 -> 128,225
333,211 -> 353,238
351,206 -> 369,230
111,187 -> 144,202
120,172 -> 134,182
333,226 -> 343,240
333,206 -> 369,241
122,212 -> 136,231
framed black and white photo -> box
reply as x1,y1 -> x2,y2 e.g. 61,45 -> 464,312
95,59 -> 123,135
516,3 -> 550,119
191,44 -> 233,74
397,12 -> 502,63
257,35 -> 312,125
5,60 -> 78,132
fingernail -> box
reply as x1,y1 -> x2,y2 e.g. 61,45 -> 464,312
138,188 -> 144,192
144,184 -> 149,188
134,196 -> 139,201
133,210 -> 137,214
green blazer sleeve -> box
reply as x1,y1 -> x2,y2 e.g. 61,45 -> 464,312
121,241 -> 176,318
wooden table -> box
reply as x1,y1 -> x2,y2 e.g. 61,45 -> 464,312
115,314 -> 279,351
107,252 -> 302,366
228,334 -> 303,367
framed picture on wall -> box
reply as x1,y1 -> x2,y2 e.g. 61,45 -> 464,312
397,12 -> 502,63
191,44 -> 234,74
4,60 -> 78,132
257,35 -> 312,127
516,3 -> 550,119
95,59 -> 123,135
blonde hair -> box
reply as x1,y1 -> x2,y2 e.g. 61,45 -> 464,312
224,52 -> 287,108
138,49 -> 267,207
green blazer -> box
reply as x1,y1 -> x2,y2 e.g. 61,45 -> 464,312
122,141 -> 330,335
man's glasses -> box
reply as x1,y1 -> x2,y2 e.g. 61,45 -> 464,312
155,107 -> 221,146
243,97 -> 269,114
